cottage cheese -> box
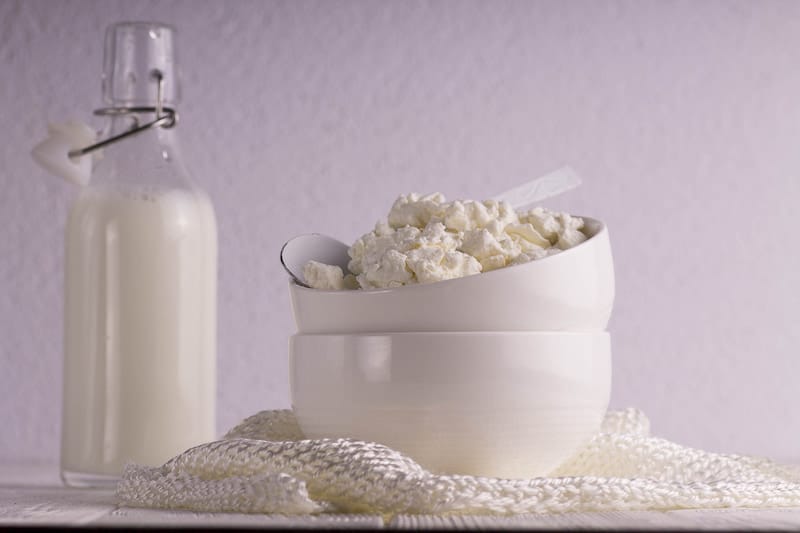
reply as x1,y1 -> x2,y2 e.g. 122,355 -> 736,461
305,193 -> 588,290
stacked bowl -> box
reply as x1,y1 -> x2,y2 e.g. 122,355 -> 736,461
288,217 -> 614,478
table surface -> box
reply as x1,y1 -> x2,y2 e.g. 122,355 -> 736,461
3,463 -> 800,530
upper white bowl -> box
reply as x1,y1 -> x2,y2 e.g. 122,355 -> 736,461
290,331 -> 611,478
289,217 -> 614,333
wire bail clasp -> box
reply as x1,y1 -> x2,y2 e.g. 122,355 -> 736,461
68,70 -> 178,158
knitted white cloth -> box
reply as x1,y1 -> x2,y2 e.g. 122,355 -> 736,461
117,408 -> 800,516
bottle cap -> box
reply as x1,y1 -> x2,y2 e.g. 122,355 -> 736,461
102,22 -> 180,106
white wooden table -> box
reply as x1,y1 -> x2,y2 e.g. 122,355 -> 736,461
3,463 -> 800,529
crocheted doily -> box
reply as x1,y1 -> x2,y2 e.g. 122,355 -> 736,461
117,408 -> 800,515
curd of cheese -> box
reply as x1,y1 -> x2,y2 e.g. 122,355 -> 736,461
305,193 -> 587,290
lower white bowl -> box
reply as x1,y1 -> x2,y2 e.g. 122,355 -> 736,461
290,331 -> 611,478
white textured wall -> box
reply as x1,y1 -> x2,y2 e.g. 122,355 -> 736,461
2,0 -> 799,464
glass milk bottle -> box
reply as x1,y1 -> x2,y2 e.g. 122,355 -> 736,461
61,22 -> 217,486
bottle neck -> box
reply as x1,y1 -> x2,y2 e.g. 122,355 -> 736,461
91,22 -> 190,191
90,110 -> 191,191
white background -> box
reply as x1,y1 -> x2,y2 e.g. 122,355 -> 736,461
1,0 -> 798,464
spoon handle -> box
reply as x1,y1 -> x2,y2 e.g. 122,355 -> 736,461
491,166 -> 582,211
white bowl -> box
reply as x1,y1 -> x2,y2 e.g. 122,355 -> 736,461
289,217 -> 614,333
290,331 -> 611,478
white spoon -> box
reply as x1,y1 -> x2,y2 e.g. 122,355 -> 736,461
281,166 -> 581,287
280,234 -> 351,288
490,165 -> 581,210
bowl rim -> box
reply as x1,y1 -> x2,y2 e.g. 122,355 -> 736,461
289,216 -> 607,295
